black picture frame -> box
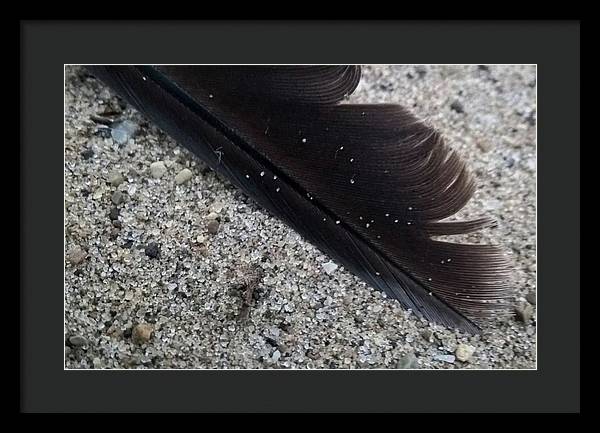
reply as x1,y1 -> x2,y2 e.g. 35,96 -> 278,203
21,20 -> 580,413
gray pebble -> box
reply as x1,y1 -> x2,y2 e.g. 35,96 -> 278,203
526,291 -> 536,305
109,207 -> 120,220
207,220 -> 220,235
477,140 -> 493,153
150,161 -> 167,178
67,245 -> 87,265
111,191 -> 126,205
421,329 -> 434,342
434,354 -> 456,364
107,170 -> 125,186
69,335 -> 88,347
396,352 -> 418,369
515,304 -> 534,322
175,168 -> 193,184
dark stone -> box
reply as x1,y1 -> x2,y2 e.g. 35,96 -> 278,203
477,65 -> 490,71
526,291 -> 536,305
265,337 -> 279,348
94,127 -> 112,138
515,304 -> 534,322
421,329 -> 434,341
450,100 -> 465,114
145,242 -> 160,259
81,149 -> 94,160
109,207 -> 120,220
207,220 -> 220,235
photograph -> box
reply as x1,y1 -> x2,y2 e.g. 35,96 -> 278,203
64,64 -> 537,370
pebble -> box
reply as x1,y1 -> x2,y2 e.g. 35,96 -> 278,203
69,335 -> 88,347
450,100 -> 465,114
150,161 -> 167,178
396,352 -> 418,369
272,350 -> 281,362
92,357 -> 103,368
144,242 -> 160,259
111,120 -> 138,144
109,207 -> 120,220
421,329 -> 434,342
209,202 -> 224,213
476,140 -> 493,153
207,220 -> 220,235
67,245 -> 87,265
132,323 -> 154,344
107,170 -> 125,186
455,344 -> 476,362
526,291 -> 536,305
206,212 -> 220,221
415,66 -> 427,78
322,261 -> 338,274
110,227 -> 120,239
111,191 -> 125,205
434,354 -> 456,364
515,304 -> 534,322
81,149 -> 94,160
175,168 -> 193,184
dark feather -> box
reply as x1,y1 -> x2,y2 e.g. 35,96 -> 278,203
86,65 -> 514,333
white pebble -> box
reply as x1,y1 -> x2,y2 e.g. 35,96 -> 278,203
150,161 -> 167,178
322,261 -> 338,275
455,344 -> 476,362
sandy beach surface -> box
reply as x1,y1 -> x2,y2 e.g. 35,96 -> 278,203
64,65 -> 537,369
